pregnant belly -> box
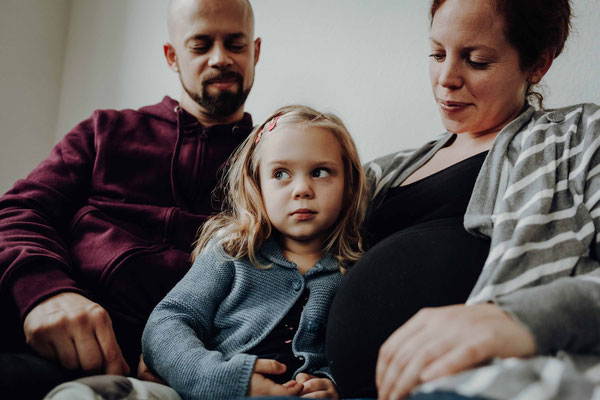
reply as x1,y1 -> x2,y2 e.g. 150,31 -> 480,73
326,217 -> 490,398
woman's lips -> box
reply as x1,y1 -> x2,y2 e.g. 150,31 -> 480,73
439,100 -> 471,112
292,209 -> 317,221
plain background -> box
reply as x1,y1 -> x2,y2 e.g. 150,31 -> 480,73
1,0 -> 599,194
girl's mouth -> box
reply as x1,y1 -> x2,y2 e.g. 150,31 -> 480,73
292,209 -> 317,221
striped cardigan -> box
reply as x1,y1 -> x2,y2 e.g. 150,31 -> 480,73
365,103 -> 600,399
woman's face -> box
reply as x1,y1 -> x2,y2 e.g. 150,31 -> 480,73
429,0 -> 529,137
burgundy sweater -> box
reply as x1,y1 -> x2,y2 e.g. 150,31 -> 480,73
0,96 -> 252,367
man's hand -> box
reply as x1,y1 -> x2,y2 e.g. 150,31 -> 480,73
248,359 -> 303,397
23,292 -> 130,375
296,373 -> 339,399
137,354 -> 166,384
376,303 -> 536,400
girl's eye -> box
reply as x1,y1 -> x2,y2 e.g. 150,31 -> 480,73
274,170 -> 290,180
313,168 -> 331,178
428,53 -> 445,62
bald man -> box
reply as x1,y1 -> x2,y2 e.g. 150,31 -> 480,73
0,0 -> 261,396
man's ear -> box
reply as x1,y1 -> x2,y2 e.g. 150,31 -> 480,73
164,42 -> 179,72
529,49 -> 555,85
253,37 -> 261,66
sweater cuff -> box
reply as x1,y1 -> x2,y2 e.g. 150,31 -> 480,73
493,280 -> 600,355
9,262 -> 87,322
235,353 -> 258,398
311,365 -> 334,382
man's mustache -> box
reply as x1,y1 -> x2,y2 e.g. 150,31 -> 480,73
203,71 -> 243,85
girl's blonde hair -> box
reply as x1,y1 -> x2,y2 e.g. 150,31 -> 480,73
191,105 -> 368,271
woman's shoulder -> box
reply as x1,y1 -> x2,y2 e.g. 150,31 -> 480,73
363,133 -> 454,202
530,103 -> 600,128
364,133 -> 452,175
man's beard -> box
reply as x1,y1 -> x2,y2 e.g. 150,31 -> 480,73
181,71 -> 251,118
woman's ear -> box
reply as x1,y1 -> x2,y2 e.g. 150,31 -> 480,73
528,49 -> 555,84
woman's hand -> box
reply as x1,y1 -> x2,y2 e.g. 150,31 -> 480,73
248,359 -> 304,397
376,303 -> 536,400
296,373 -> 339,399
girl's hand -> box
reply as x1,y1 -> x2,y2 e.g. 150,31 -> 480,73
137,354 -> 166,384
376,303 -> 536,400
296,373 -> 339,399
248,359 -> 304,397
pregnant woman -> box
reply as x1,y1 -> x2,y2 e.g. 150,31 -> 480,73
327,0 -> 600,399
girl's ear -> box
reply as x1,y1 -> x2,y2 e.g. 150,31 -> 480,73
528,49 -> 555,85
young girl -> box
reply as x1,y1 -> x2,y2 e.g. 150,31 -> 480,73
141,105 -> 368,399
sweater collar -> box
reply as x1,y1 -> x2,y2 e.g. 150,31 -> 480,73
258,237 -> 340,273
464,103 -> 536,238
159,96 -> 253,138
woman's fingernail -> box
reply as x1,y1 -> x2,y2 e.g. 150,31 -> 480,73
421,369 -> 434,381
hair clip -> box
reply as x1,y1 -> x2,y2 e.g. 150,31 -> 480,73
255,115 -> 280,143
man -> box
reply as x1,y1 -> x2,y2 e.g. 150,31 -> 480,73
0,0 -> 282,396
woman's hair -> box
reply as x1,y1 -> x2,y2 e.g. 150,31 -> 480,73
191,105 -> 368,271
429,0 -> 572,108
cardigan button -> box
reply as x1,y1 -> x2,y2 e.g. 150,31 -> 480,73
546,111 -> 565,123
306,321 -> 318,332
292,279 -> 302,291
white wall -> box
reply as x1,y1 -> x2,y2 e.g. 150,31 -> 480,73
0,0 -> 71,194
254,0 -> 600,160
54,0 -> 178,141
2,0 -> 600,193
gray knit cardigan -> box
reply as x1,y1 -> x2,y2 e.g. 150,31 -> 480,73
365,103 -> 600,399
141,238 -> 341,400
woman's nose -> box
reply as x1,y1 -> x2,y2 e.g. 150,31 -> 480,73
438,57 -> 463,89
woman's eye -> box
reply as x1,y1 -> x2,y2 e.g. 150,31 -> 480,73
274,170 -> 290,180
428,53 -> 445,62
313,168 -> 331,178
467,59 -> 490,70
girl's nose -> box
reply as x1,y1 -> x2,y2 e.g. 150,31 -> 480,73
292,178 -> 314,199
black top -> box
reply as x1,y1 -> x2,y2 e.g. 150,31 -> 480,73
248,289 -> 310,383
326,150 -> 492,397
366,151 -> 489,245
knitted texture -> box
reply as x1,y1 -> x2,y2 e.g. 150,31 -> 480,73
142,238 -> 341,400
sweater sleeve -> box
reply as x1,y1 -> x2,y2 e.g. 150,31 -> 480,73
494,260 -> 600,355
142,245 -> 257,400
0,116 -> 97,320
311,365 -> 335,382
493,105 -> 600,355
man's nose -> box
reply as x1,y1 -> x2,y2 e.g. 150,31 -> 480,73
208,43 -> 233,69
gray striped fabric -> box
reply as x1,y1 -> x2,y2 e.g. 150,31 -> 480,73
365,103 -> 600,400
